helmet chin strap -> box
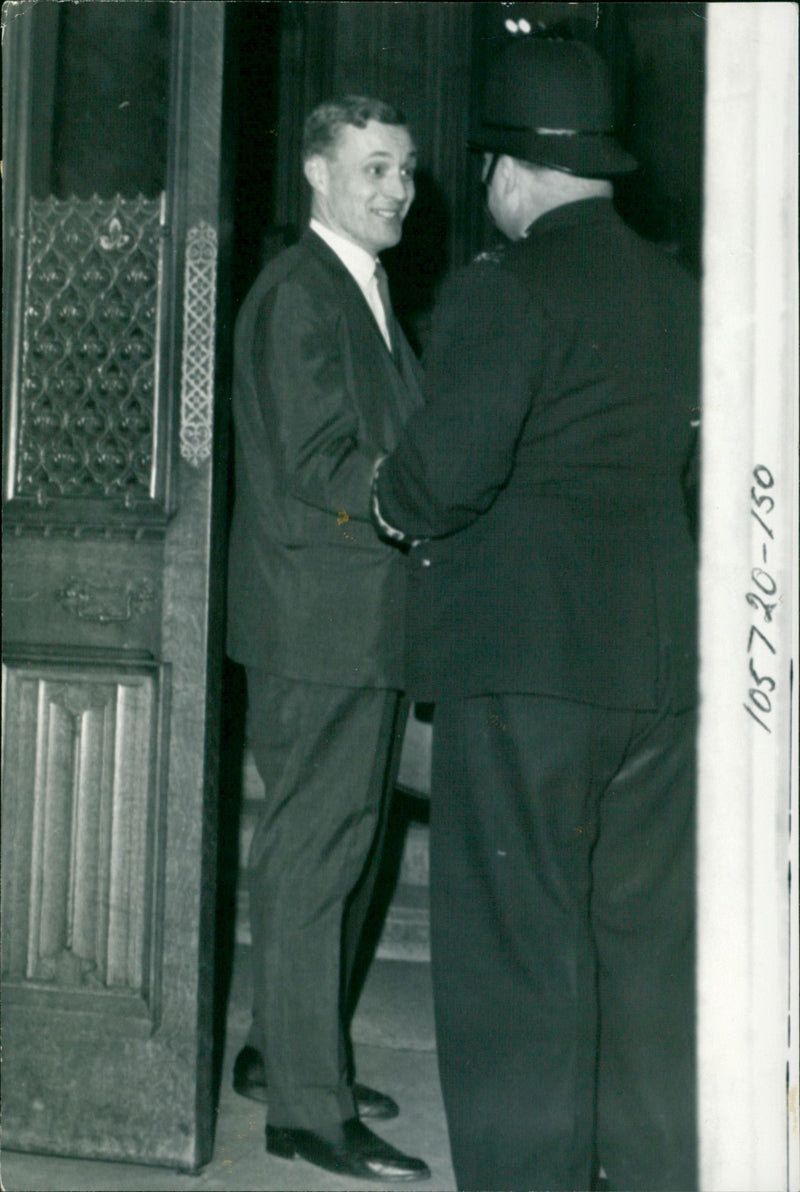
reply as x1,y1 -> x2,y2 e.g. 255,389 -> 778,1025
483,153 -> 500,190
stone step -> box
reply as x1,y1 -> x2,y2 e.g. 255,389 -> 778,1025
373,882 -> 431,963
393,818 -> 430,887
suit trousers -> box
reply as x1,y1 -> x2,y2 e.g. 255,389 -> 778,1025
429,691 -> 697,1192
244,669 -> 403,1131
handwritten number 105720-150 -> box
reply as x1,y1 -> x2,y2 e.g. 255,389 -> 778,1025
744,464 -> 778,733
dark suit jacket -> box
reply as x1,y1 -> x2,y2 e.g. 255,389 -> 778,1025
227,229 -> 424,688
376,199 -> 700,710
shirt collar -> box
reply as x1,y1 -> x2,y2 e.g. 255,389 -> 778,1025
310,219 -> 378,289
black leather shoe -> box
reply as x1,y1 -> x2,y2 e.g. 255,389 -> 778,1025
232,1045 -> 400,1119
266,1117 -> 431,1182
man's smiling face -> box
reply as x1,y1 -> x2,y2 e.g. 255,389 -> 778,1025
306,119 -> 417,256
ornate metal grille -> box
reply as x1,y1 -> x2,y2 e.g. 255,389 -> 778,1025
15,194 -> 163,504
180,221 -> 217,467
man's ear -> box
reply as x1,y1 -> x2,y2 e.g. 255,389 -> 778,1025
303,154 -> 329,196
495,155 -> 517,197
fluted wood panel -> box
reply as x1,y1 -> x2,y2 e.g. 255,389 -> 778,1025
1,660 -> 164,1018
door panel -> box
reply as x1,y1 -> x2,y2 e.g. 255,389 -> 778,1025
2,2 -> 230,1170
2,653 -> 168,1026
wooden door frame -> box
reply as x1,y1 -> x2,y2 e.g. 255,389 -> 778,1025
1,1 -> 233,1170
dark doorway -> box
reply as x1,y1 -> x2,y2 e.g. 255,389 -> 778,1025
212,0 -> 707,1098
229,3 -> 284,309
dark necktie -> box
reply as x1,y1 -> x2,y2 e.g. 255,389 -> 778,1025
374,261 -> 395,355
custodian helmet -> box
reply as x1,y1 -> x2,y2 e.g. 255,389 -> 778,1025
469,37 -> 637,177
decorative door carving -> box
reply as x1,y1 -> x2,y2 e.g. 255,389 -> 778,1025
2,2 -> 231,1170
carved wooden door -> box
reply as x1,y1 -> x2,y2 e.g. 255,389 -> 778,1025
2,2 -> 231,1170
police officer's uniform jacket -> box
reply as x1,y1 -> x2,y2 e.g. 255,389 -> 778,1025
377,196 -> 700,711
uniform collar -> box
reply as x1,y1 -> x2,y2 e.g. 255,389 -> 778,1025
524,196 -> 616,239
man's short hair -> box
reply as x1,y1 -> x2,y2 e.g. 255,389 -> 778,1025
302,95 -> 408,161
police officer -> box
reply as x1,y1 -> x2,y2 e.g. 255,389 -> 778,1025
373,37 -> 700,1192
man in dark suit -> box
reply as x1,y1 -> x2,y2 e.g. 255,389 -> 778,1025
373,39 -> 700,1192
226,95 -> 429,1182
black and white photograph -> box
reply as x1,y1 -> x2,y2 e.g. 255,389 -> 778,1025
2,3 -> 797,1191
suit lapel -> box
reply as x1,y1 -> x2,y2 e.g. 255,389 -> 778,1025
302,230 -> 422,382
300,229 -> 424,432
302,229 -> 389,353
